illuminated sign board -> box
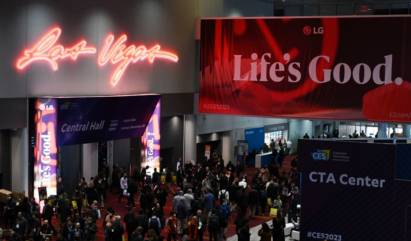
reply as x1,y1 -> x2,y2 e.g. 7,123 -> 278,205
16,28 -> 178,87
33,98 -> 58,202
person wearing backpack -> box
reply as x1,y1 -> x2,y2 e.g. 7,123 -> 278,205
220,201 -> 231,239
207,210 -> 219,241
218,188 -> 229,205
148,211 -> 161,237
165,211 -> 177,241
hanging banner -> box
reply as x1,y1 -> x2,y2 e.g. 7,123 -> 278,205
33,98 -> 58,202
141,99 -> 161,177
205,145 -> 211,160
199,17 -> 411,122
57,95 -> 160,146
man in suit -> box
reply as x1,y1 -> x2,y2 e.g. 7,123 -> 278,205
127,177 -> 138,208
176,166 -> 185,190
124,207 -> 136,239
57,176 -> 64,196
42,199 -> 53,225
196,163 -> 205,182
59,200 -> 72,228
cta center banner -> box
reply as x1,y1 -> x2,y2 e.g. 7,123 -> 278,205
298,139 -> 396,240
57,95 -> 160,146
200,17 -> 411,122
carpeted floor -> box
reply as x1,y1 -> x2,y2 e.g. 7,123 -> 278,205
2,154 -> 296,240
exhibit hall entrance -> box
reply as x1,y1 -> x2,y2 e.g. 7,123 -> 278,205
28,95 -> 161,201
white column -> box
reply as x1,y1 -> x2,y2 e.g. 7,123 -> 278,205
82,143 -> 98,182
184,115 -> 196,164
403,125 -> 411,138
11,128 -> 29,193
378,123 -> 387,138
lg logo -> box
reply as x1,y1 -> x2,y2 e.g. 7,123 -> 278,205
39,104 -> 54,110
303,26 -> 323,35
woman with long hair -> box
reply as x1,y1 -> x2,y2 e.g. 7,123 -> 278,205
272,211 -> 285,241
258,223 -> 272,241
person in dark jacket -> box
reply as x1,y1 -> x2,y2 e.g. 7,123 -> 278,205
219,172 -> 228,190
84,217 -> 98,241
129,226 -> 144,241
237,188 -> 249,214
135,209 -> 148,238
139,190 -> 148,212
195,210 -> 207,241
60,200 -> 72,227
248,186 -> 259,219
152,168 -> 160,186
238,219 -> 250,241
176,198 -> 188,234
124,207 -> 137,239
127,177 -> 138,208
110,164 -> 120,193
42,199 -> 54,225
191,196 -> 203,216
176,166 -> 185,190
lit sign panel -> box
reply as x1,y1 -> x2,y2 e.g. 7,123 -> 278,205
33,98 -> 58,202
16,28 -> 179,87
141,99 -> 161,175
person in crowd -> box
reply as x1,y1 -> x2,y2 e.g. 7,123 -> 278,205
219,201 -> 231,239
4,194 -> 16,231
303,133 -> 309,138
202,175 -> 212,190
165,211 -> 177,241
207,210 -> 219,241
135,209 -> 148,238
176,197 -> 188,234
118,172 -> 128,203
226,161 -> 234,172
110,164 -> 120,193
237,187 -> 249,215
191,196 -> 203,217
40,220 -> 54,240
176,157 -> 183,172
111,216 -> 125,241
188,216 -> 198,241
72,187 -> 83,217
184,160 -> 193,180
57,176 -> 65,196
152,168 -> 160,187
127,176 -> 138,208
353,130 -> 359,138
259,190 -> 268,216
258,223 -> 271,241
248,186 -> 258,219
219,171 -> 228,191
60,200 -> 72,229
148,211 -> 161,237
42,198 -> 53,226
124,207 -> 137,239
15,212 -> 29,239
56,232 -> 67,241
195,210 -> 206,241
95,177 -> 106,208
183,189 -> 194,219
288,194 -> 298,223
202,188 -> 215,225
84,216 -> 98,241
73,222 -> 85,241
238,219 -> 250,241
272,211 -> 285,241
290,217 -> 301,240
219,186 -> 229,206
132,166 -> 142,193
63,220 -> 74,240
176,166 -> 185,190
171,190 -> 183,212
165,168 -> 175,195
32,213 -> 41,240
129,226 -> 144,241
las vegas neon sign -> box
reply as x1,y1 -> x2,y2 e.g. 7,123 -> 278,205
16,28 -> 179,87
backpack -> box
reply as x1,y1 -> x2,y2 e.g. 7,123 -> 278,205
149,217 -> 159,230
111,222 -> 124,237
208,215 -> 219,231
220,204 -> 229,218
220,190 -> 228,204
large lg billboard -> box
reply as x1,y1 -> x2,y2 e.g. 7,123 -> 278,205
199,17 -> 411,122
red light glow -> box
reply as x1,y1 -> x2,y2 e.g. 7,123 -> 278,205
98,34 -> 179,87
16,28 -> 96,71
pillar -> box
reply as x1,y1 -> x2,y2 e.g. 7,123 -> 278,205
81,143 -> 98,182
184,114 -> 197,164
11,128 -> 28,193
378,123 -> 387,138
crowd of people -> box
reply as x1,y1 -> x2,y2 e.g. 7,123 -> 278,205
1,144 -> 301,241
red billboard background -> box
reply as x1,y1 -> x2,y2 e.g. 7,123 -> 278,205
199,17 -> 411,122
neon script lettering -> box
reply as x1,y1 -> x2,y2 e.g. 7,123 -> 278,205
98,35 -> 179,86
16,28 -> 96,71
16,28 -> 179,87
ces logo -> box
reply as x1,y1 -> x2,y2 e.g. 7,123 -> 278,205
311,149 -> 330,161
60,102 -> 71,110
303,26 -> 323,35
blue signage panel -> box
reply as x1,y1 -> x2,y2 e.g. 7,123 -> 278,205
244,127 -> 264,166
299,140 -> 396,240
56,95 -> 160,146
